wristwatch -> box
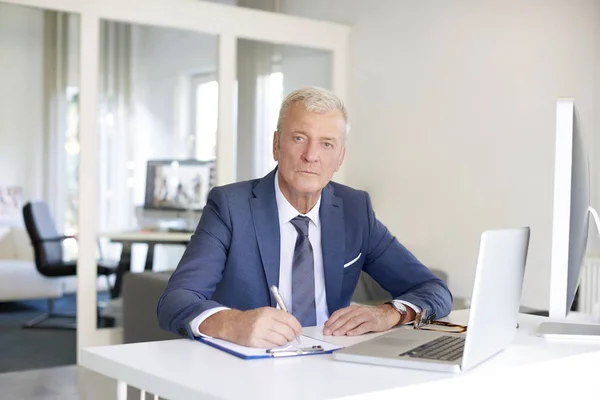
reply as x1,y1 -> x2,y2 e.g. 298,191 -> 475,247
388,300 -> 408,322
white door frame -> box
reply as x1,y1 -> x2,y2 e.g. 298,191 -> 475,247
0,0 -> 349,358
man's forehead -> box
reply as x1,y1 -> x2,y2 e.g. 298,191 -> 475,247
284,107 -> 345,136
287,103 -> 344,118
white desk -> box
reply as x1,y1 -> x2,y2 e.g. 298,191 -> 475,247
101,231 -> 193,244
80,310 -> 600,399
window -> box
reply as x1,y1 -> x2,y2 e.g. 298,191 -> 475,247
63,86 -> 80,259
263,71 -> 283,174
192,77 -> 218,161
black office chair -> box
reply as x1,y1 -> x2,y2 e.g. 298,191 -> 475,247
22,201 -> 118,329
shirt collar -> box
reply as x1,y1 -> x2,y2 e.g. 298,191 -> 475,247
274,171 -> 321,228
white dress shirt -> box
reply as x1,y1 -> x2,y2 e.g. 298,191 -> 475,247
273,171 -> 329,325
189,172 -> 418,336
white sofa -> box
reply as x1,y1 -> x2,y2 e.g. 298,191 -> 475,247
0,226 -> 110,303
0,226 -> 64,302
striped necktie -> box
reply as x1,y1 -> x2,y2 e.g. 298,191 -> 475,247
290,215 -> 317,326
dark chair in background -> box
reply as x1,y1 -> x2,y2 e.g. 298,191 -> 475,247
22,201 -> 117,329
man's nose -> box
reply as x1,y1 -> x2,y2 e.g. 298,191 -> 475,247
302,142 -> 320,163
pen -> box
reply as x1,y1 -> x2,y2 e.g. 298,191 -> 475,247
270,285 -> 302,346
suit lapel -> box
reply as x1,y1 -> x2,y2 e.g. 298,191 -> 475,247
320,184 -> 345,313
250,170 -> 280,307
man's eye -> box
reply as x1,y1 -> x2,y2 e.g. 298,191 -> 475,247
323,142 -> 332,148
293,136 -> 303,142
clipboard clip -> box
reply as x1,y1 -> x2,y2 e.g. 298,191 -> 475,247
266,345 -> 325,357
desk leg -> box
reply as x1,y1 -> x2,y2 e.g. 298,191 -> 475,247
144,243 -> 155,271
117,380 -> 127,400
111,242 -> 132,298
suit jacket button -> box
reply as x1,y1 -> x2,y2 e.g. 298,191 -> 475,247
178,327 -> 187,337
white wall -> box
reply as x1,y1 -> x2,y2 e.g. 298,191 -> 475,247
281,0 -> 600,310
0,3 -> 45,201
280,45 -> 332,97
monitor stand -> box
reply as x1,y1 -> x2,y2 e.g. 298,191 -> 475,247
536,206 -> 600,340
537,321 -> 600,340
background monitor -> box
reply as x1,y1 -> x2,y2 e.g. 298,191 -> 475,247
144,159 -> 214,212
548,98 -> 590,318
537,98 -> 600,339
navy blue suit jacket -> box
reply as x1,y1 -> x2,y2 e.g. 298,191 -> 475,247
157,169 -> 452,338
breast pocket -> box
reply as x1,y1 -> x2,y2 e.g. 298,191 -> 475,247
343,252 -> 362,270
341,252 -> 363,300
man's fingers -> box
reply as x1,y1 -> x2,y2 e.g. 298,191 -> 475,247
269,319 -> 298,342
330,313 -> 371,336
346,321 -> 375,336
247,330 -> 286,348
327,305 -> 357,324
324,309 -> 357,334
324,306 -> 357,333
263,328 -> 290,347
272,310 -> 303,336
324,307 -> 364,335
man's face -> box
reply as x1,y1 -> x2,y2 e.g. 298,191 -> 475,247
273,103 -> 346,198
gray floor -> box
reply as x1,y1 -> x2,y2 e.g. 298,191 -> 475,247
0,365 -> 79,400
0,297 -> 77,374
0,293 -> 116,374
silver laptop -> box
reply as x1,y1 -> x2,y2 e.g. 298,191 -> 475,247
333,227 -> 530,373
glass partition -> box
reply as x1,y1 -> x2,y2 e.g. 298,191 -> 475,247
96,20 -> 218,328
0,2 -> 80,361
236,39 -> 332,180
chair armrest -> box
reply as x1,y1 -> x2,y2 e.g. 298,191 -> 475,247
33,235 -> 76,244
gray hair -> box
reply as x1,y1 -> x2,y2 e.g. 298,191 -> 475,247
276,86 -> 350,141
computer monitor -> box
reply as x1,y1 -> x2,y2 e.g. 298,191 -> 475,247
536,98 -> 600,339
144,159 -> 214,212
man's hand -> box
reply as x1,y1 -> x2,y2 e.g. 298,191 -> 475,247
198,307 -> 302,348
323,303 -> 410,336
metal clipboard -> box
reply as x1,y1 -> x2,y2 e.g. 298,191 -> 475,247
266,345 -> 326,358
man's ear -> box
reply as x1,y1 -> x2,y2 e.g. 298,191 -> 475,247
272,131 -> 279,161
335,146 -> 346,172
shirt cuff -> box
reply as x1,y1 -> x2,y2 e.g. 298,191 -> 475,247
397,300 -> 421,314
189,307 -> 231,337
394,300 -> 421,325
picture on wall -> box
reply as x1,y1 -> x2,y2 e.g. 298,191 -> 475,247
144,160 -> 214,211
0,186 -> 24,223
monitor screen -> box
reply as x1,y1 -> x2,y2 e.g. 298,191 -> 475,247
144,159 -> 214,211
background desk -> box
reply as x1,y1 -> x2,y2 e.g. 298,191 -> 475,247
79,310 -> 600,400
100,231 -> 192,298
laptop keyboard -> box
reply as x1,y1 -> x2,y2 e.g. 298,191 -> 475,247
399,335 -> 465,362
